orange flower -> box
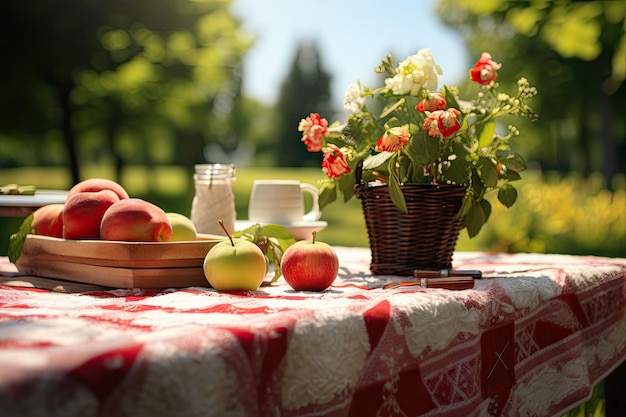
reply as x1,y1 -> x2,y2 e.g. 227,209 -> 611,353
416,92 -> 447,112
375,126 -> 410,152
322,144 -> 351,179
298,113 -> 329,152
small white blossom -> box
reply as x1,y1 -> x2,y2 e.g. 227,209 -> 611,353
497,93 -> 509,102
384,48 -> 442,96
343,83 -> 365,113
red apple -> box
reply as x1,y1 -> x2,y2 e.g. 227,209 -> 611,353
62,190 -> 120,239
281,231 -> 339,291
67,178 -> 130,201
100,198 -> 172,242
31,203 -> 65,238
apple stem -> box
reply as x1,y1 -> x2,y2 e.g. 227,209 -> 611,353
312,230 -> 317,244
218,220 -> 235,246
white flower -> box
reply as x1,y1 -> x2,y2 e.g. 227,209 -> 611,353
343,83 -> 365,113
384,48 -> 442,96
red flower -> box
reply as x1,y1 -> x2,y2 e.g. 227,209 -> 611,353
322,144 -> 351,179
469,52 -> 501,85
298,113 -> 329,152
438,108 -> 461,137
416,93 -> 447,112
422,109 -> 461,138
375,126 -> 410,152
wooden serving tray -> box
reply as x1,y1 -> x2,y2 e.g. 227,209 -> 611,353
15,234 -> 225,289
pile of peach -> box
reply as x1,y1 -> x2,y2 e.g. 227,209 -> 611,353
32,179 -> 196,242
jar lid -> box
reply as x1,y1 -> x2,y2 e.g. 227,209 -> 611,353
194,163 -> 235,181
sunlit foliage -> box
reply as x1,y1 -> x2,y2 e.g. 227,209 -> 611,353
457,171 -> 626,257
435,0 -> 625,191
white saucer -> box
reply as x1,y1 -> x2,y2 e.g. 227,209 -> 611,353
235,220 -> 328,240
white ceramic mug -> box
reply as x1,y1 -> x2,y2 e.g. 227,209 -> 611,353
248,180 -> 320,224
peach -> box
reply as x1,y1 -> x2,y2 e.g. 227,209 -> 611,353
100,198 -> 172,242
62,190 -> 120,239
67,178 -> 129,201
31,203 -> 64,238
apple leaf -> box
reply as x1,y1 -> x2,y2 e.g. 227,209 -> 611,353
260,224 -> 293,239
232,223 -> 296,283
8,214 -> 34,264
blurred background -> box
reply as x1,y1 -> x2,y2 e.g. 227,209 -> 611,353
1,0 -> 624,257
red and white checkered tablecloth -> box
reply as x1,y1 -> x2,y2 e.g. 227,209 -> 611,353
0,248 -> 625,417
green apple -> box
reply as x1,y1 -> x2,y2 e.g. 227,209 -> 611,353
166,212 -> 198,241
203,231 -> 267,291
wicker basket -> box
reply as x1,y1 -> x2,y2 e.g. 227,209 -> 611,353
354,180 -> 467,276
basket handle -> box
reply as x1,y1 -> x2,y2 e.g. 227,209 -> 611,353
354,161 -> 363,185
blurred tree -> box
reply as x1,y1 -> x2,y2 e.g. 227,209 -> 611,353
274,41 -> 334,167
435,0 -> 625,188
0,0 -> 251,185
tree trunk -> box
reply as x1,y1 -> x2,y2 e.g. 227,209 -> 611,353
578,108 -> 591,177
598,89 -> 616,190
59,82 -> 80,185
107,108 -> 124,184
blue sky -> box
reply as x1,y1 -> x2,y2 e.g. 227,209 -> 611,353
231,0 -> 469,106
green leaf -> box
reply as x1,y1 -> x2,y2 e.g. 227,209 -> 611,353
380,97 -> 405,119
408,130 -> 439,166
479,159 -> 499,188
363,152 -> 393,170
496,150 -> 527,172
480,198 -> 492,223
470,167 -> 486,199
442,141 -> 471,185
388,175 -> 407,212
458,195 -> 473,218
337,173 -> 356,203
441,85 -> 461,110
268,242 -> 284,283
407,122 -> 422,136
478,120 -> 496,148
504,170 -> 522,182
464,200 -> 487,238
8,214 -> 34,263
319,182 -> 338,210
260,224 -> 293,239
497,184 -> 518,208
232,223 -> 296,284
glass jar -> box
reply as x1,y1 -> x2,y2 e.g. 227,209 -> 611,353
190,164 -> 236,236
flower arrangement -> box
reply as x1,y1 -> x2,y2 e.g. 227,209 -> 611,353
297,49 -> 538,237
